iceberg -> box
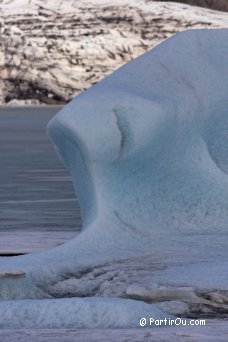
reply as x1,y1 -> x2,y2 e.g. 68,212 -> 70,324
0,29 -> 227,327
48,29 -> 228,258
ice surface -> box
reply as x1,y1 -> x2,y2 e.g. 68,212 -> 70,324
0,297 -> 170,328
51,31 -> 227,231
0,29 -> 227,328
47,28 -> 228,262
2,322 -> 228,342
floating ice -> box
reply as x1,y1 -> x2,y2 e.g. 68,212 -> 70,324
0,296 -> 170,329
47,27 -> 228,262
0,29 -> 227,327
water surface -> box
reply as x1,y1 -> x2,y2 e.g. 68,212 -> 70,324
0,106 -> 81,254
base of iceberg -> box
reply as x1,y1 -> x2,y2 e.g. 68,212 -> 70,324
0,297 -> 170,329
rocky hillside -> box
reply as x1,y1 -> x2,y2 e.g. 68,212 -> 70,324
0,0 -> 227,105
159,0 -> 228,12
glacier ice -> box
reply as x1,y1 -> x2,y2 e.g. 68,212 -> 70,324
48,29 -> 228,257
0,296 -> 170,329
0,29 -> 227,327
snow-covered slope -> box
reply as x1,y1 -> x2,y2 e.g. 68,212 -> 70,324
0,0 -> 227,105
0,29 -> 227,328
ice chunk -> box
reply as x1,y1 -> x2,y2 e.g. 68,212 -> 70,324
0,270 -> 25,278
126,284 -> 201,303
0,29 -> 227,303
0,297 -> 169,329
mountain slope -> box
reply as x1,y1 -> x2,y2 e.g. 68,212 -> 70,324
158,0 -> 228,12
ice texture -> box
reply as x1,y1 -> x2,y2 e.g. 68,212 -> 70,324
0,29 -> 227,328
0,297 -> 170,329
47,28 -> 228,261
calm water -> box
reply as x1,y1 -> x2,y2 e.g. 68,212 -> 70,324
0,106 -> 81,254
